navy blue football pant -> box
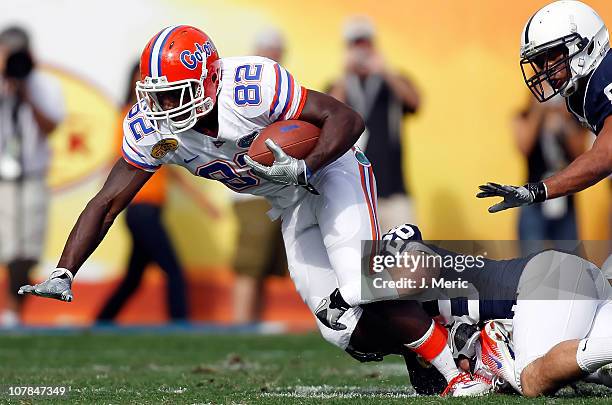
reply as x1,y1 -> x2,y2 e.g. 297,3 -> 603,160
97,203 -> 188,321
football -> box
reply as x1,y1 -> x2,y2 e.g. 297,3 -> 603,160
247,120 -> 320,166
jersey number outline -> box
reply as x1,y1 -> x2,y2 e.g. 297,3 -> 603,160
195,152 -> 259,191
604,83 -> 612,103
234,64 -> 263,106
127,100 -> 155,142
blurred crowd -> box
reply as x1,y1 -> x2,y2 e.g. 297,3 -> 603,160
0,17 -> 608,328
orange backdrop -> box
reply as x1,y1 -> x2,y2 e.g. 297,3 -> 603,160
0,0 -> 609,324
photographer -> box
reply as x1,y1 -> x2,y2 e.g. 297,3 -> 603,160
328,17 -> 420,232
0,26 -> 65,327
513,92 -> 587,255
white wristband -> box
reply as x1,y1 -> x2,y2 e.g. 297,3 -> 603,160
50,268 -> 74,281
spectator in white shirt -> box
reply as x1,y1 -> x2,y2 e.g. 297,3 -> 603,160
0,26 -> 65,327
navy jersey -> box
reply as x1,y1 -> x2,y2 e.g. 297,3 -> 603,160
566,49 -> 612,135
414,242 -> 537,324
424,297 -> 516,325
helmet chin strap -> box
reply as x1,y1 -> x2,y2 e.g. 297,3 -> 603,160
160,108 -> 197,135
559,78 -> 578,97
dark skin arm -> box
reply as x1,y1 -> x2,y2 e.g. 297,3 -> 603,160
57,158 -> 152,275
543,115 -> 612,199
297,89 -> 365,172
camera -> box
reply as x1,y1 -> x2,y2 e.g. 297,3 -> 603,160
4,49 -> 34,79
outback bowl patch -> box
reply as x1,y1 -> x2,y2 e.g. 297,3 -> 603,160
151,138 -> 179,159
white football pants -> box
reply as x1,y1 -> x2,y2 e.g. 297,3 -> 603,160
512,250 -> 612,389
280,149 -> 381,349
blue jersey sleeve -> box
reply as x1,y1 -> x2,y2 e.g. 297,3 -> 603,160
584,51 -> 612,135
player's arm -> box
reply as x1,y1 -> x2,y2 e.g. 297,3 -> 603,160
543,117 -> 612,198
58,158 -> 153,271
244,89 -> 364,189
297,90 -> 365,172
477,116 -> 612,213
18,158 -> 152,301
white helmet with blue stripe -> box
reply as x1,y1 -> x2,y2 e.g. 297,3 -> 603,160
520,0 -> 609,101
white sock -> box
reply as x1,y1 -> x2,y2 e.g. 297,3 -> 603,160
405,320 -> 460,383
430,347 -> 461,382
576,337 -> 612,373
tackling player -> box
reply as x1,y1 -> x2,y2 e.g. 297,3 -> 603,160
356,223 -> 612,397
16,26 -> 482,396
477,0 -> 612,212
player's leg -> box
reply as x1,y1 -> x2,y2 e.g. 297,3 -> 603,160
513,251 -> 610,397
309,152 -> 484,393
281,217 -> 466,390
354,300 -> 463,384
577,296 -> 612,387
280,201 -> 362,349
310,150 -> 380,307
520,339 -> 584,397
350,301 -> 429,352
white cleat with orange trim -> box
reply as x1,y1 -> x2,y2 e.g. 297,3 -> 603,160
441,371 -> 493,397
479,320 -> 522,394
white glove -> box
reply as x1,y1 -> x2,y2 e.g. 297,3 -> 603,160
244,139 -> 318,194
18,268 -> 74,302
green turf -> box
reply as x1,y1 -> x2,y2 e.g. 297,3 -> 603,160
0,332 -> 611,404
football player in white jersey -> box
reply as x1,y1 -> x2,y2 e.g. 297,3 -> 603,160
18,26 -> 485,396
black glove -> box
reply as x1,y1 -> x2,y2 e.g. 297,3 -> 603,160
345,345 -> 385,363
476,182 -> 547,213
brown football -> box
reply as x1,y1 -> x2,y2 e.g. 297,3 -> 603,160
248,120 -> 320,166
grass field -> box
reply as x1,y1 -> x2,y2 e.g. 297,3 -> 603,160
1,332 -> 611,404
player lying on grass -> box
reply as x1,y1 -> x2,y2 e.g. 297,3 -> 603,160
478,1 -> 612,213
16,25 -> 484,396
345,223 -> 612,397
445,318 -> 612,396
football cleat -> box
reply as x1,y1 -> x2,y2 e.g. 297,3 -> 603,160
479,320 -> 521,393
441,371 -> 493,397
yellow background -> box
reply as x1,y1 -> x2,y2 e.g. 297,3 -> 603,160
37,0 -> 611,278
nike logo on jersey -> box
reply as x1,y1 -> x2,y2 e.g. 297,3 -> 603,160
237,131 -> 259,148
582,339 -> 589,352
184,155 -> 199,164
